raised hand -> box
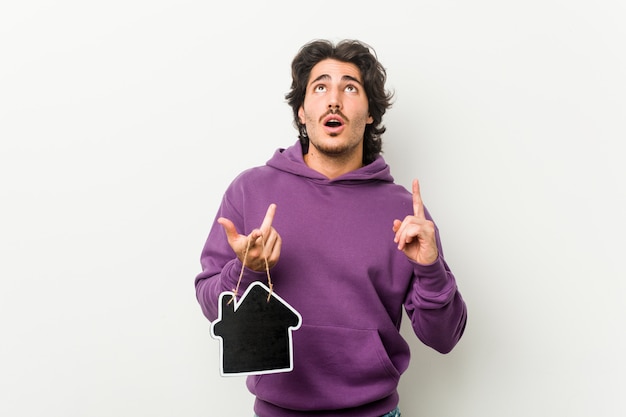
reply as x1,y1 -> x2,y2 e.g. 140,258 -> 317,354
392,179 -> 439,265
218,204 -> 282,271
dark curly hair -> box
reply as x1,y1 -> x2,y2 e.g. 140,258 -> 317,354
285,39 -> 394,165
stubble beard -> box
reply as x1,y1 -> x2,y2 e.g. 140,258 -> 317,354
304,112 -> 367,160
310,132 -> 361,158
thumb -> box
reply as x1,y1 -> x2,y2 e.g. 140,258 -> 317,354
217,217 -> 239,243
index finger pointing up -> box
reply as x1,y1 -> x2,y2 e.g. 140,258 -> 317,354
412,179 -> 425,218
259,203 -> 277,235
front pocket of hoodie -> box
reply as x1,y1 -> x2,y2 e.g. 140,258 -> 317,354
248,324 -> 401,411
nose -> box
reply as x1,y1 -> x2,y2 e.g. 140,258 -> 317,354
328,102 -> 340,114
327,89 -> 341,111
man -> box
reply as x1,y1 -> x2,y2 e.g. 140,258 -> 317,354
195,39 -> 467,417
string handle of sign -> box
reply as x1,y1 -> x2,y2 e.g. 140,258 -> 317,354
229,235 -> 274,304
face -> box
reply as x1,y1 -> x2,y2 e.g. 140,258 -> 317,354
298,59 -> 373,161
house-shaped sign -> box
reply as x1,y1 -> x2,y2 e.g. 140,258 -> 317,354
210,281 -> 302,376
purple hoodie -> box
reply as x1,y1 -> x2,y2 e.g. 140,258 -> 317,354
195,141 -> 467,417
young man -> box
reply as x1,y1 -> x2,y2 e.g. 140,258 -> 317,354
195,39 -> 467,417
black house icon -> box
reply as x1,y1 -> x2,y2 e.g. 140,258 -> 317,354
210,281 -> 302,376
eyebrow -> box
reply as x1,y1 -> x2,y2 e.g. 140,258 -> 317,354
309,74 -> 363,86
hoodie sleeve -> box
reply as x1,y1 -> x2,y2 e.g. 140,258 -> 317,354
403,227 -> 468,354
194,194 -> 269,321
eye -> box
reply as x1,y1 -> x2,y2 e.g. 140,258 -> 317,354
314,84 -> 326,93
345,84 -> 358,93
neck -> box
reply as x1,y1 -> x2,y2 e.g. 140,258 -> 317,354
303,149 -> 363,179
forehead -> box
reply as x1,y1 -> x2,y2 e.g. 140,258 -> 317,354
307,59 -> 363,85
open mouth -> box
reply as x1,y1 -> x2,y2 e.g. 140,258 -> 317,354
325,119 -> 343,128
323,112 -> 345,127
321,113 -> 346,135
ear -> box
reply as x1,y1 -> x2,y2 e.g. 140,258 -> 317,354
298,106 -> 305,124
367,114 -> 374,124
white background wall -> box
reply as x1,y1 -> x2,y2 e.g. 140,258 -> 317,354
1,1 -> 624,416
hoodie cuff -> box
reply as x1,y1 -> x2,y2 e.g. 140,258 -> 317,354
411,256 -> 456,296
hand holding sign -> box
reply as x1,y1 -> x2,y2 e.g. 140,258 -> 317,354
218,204 -> 282,272
392,179 -> 439,265
212,204 -> 300,377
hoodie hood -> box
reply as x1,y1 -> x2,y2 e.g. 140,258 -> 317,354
266,141 -> 395,184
